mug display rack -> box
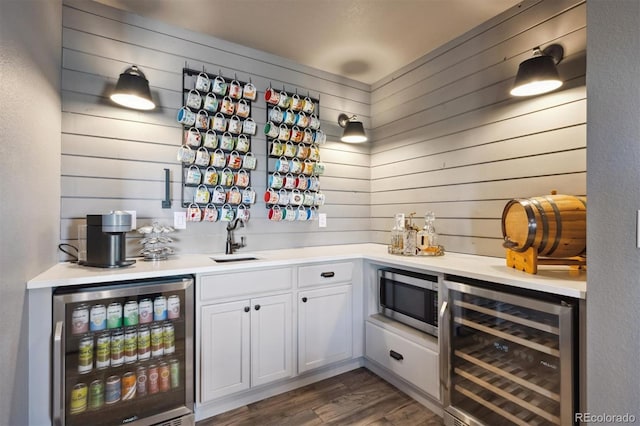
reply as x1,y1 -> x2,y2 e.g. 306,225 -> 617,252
177,68 -> 258,223
264,85 -> 326,221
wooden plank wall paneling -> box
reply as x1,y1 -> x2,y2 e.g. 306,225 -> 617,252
370,0 -> 586,257
60,0 -> 371,257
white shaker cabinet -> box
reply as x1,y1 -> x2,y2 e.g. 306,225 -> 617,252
200,293 -> 293,402
297,262 -> 356,374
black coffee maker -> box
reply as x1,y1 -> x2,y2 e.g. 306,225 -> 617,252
82,211 -> 136,268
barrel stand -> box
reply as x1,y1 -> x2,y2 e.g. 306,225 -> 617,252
506,247 -> 586,274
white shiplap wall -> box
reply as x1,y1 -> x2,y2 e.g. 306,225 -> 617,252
61,0 -> 371,256
370,0 -> 586,257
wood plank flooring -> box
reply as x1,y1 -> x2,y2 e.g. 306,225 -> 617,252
197,368 -> 444,426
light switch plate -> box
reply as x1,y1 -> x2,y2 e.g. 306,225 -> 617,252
174,212 -> 187,230
319,213 -> 327,228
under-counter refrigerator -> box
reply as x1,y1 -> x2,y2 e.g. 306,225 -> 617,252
52,276 -> 194,426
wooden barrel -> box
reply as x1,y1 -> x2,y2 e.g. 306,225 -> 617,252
501,194 -> 587,258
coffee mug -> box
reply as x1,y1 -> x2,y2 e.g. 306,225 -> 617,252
242,118 -> 257,135
264,121 -> 280,139
203,129 -> 218,149
283,109 -> 296,126
195,110 -> 209,130
268,106 -> 284,123
302,96 -> 315,114
194,184 -> 211,204
268,205 -> 284,221
289,158 -> 303,174
177,145 -> 195,164
290,189 -> 303,206
264,188 -> 279,204
203,204 -> 218,222
314,191 -> 326,206
195,147 -> 210,166
284,173 -> 297,190
211,185 -> 226,203
185,127 -> 202,147
187,203 -> 202,222
314,129 -> 326,144
303,128 -> 314,144
212,113 -> 227,132
295,112 -> 309,128
185,165 -> 202,185
220,167 -> 234,186
236,99 -> 250,118
296,174 -> 309,190
308,176 -> 320,191
277,189 -> 290,206
277,124 -> 291,141
220,203 -> 235,221
264,87 -> 280,105
227,186 -> 242,204
302,190 -> 314,206
243,152 -> 257,170
227,150 -> 242,169
236,204 -> 250,221
243,82 -> 257,101
296,145 -> 310,159
195,73 -> 211,92
270,141 -> 285,156
296,205 -> 308,221
236,134 -> 250,153
203,93 -> 219,113
290,94 -> 304,111
284,142 -> 296,158
242,187 -> 256,204
308,144 -> 320,161
290,126 -> 304,143
203,167 -> 218,185
309,114 -> 320,130
235,169 -> 250,187
302,160 -> 314,175
268,172 -> 284,189
220,132 -> 235,151
228,116 -> 242,134
220,96 -> 235,116
277,91 -> 290,109
211,149 -> 226,168
212,76 -> 228,96
284,205 -> 296,221
314,162 -> 326,175
177,107 -> 196,126
229,80 -> 242,100
275,156 -> 290,173
186,89 -> 202,109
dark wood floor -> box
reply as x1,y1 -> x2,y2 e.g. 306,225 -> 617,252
197,368 -> 444,426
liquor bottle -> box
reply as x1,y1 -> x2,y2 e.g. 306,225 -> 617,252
418,211 -> 438,254
403,213 -> 419,256
390,213 -> 405,254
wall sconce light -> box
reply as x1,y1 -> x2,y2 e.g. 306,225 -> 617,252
338,113 -> 367,143
510,44 -> 564,97
110,65 -> 155,110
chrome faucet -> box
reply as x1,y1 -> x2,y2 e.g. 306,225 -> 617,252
225,218 -> 246,255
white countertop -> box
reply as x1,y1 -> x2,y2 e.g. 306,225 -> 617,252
27,243 -> 586,298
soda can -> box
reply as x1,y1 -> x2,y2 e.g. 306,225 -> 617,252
89,304 -> 106,331
147,364 -> 159,394
167,295 -> 180,319
70,383 -> 87,414
107,302 -> 122,329
158,362 -> 170,392
110,329 -> 124,367
123,301 -> 139,327
153,296 -> 167,321
169,359 -> 180,389
163,322 -> 175,355
138,298 -> 153,324
124,327 -> 138,363
88,379 -> 104,410
150,324 -> 164,357
137,325 -> 151,360
121,372 -> 136,400
78,335 -> 93,374
95,332 -> 111,369
136,365 -> 148,397
71,305 -> 89,335
105,375 -> 121,405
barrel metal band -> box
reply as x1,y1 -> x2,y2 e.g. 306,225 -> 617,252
544,196 -> 562,255
521,199 -> 537,252
530,198 -> 549,254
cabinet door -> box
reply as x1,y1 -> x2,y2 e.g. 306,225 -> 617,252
298,285 -> 353,373
251,293 -> 293,387
200,300 -> 251,402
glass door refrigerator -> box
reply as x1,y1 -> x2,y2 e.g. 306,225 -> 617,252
53,275 -> 194,426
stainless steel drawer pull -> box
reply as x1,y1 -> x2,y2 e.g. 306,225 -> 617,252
321,271 -> 335,278
389,350 -> 404,361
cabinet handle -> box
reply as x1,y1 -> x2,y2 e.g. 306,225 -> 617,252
389,350 -> 404,361
244,306 -> 250,312
254,304 -> 261,310
320,271 -> 335,278
302,297 -> 308,303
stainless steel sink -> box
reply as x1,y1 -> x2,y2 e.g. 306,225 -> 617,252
210,254 -> 259,263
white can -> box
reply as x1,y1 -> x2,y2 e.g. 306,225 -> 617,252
167,295 -> 180,320
153,296 -> 167,321
138,299 -> 153,324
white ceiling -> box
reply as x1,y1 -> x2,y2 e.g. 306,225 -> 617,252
96,0 -> 521,84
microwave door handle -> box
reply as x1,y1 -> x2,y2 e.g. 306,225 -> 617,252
439,300 -> 450,392
53,320 -> 64,426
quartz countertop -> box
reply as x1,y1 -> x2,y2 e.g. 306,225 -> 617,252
27,243 -> 586,298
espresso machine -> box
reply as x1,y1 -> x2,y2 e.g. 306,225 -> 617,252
81,211 -> 135,268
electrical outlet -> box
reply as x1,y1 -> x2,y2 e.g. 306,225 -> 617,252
319,213 -> 327,228
174,212 -> 187,230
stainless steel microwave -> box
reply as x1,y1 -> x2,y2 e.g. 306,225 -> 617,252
378,268 -> 440,337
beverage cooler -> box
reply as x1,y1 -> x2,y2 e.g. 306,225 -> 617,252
441,277 -> 578,426
52,276 -> 194,426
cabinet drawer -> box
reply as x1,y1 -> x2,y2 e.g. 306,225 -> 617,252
298,262 -> 353,287
365,321 -> 439,400
200,268 -> 292,302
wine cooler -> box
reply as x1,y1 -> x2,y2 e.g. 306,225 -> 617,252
441,277 -> 577,426
52,276 -> 194,426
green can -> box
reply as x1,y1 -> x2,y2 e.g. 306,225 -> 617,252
78,335 -> 93,374
88,379 -> 104,410
169,359 -> 180,389
95,332 -> 110,369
